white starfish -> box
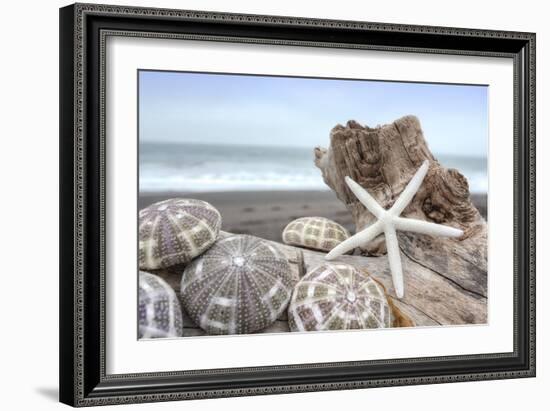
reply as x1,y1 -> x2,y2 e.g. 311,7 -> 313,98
325,160 -> 463,298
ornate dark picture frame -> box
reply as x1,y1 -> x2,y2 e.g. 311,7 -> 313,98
59,3 -> 535,407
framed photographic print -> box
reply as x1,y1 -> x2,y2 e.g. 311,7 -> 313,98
59,3 -> 536,407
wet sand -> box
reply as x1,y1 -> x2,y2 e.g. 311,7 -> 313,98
139,191 -> 487,242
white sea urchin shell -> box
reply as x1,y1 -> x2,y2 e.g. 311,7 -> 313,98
282,216 -> 350,252
139,198 -> 221,270
139,271 -> 183,338
180,235 -> 295,335
288,263 -> 392,332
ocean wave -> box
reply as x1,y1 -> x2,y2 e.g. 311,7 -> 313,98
139,171 -> 329,192
139,170 -> 488,193
464,171 -> 488,193
139,143 -> 487,193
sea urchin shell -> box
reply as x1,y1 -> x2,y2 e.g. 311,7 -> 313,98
139,271 -> 183,339
288,263 -> 392,332
282,216 -> 350,252
181,235 -> 295,335
139,198 -> 221,270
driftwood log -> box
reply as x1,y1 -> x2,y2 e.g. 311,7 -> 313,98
314,115 -> 487,310
153,115 -> 487,335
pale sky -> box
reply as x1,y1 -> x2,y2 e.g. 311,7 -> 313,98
139,70 -> 488,157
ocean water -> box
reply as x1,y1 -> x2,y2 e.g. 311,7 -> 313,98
139,142 -> 487,194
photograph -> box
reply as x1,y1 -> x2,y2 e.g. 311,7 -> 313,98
55,2 -> 536,406
137,70 -> 488,338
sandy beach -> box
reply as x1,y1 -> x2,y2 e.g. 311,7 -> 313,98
139,191 -> 487,242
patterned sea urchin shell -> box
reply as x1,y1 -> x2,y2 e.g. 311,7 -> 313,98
139,271 -> 183,338
139,198 -> 221,270
288,263 -> 392,332
282,217 -> 350,252
181,235 -> 295,335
